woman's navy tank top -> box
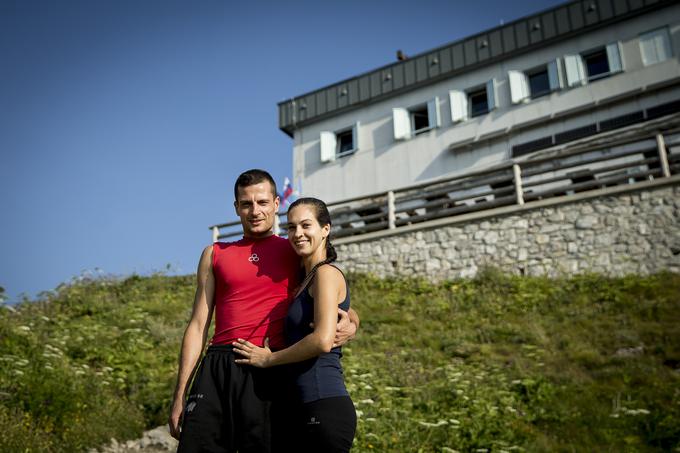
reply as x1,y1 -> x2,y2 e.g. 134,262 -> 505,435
284,270 -> 350,403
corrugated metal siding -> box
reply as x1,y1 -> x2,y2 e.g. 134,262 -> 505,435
278,0 -> 676,136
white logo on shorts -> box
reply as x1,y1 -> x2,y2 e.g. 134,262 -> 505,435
248,253 -> 259,262
186,401 -> 197,413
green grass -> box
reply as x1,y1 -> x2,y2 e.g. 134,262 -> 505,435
1,269 -> 679,452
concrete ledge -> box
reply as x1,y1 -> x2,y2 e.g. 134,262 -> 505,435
335,174 -> 680,245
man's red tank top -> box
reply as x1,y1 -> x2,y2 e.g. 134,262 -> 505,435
210,235 -> 300,350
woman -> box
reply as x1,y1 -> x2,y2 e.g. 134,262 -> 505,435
232,197 -> 356,452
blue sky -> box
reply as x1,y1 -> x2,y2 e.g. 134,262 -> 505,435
0,0 -> 563,302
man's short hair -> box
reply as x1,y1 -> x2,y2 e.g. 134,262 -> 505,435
234,169 -> 278,201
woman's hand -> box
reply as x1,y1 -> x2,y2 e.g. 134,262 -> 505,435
232,338 -> 273,368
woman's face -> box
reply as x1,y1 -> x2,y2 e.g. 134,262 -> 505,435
287,205 -> 329,258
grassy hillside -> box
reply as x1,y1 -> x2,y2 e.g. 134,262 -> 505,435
1,270 -> 679,452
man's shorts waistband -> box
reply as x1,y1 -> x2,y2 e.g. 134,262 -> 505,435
206,344 -> 235,354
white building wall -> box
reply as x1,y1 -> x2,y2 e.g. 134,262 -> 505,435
293,5 -> 680,203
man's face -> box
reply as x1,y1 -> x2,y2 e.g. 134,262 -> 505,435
234,182 -> 280,238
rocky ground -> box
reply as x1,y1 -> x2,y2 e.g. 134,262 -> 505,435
89,426 -> 178,453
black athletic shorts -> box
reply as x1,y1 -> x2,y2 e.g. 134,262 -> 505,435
273,396 -> 357,453
177,345 -> 284,453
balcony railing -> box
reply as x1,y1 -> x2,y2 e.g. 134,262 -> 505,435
209,114 -> 680,243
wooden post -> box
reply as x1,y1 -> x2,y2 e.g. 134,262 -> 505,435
387,191 -> 396,229
656,133 -> 671,178
212,226 -> 219,243
513,164 -> 525,205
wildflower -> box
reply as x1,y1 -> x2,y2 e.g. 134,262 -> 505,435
13,370 -> 24,376
355,410 -> 364,418
18,326 -> 31,332
16,359 -> 29,367
103,367 -> 114,372
384,386 -> 401,391
102,381 -> 110,386
44,365 -> 54,371
366,418 -> 376,422
418,420 -> 448,427
359,399 -> 374,405
40,316 -> 50,322
449,419 -> 460,425
75,370 -> 85,375
475,449 -> 489,453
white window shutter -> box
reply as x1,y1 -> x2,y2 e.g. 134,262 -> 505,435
486,79 -> 498,110
508,70 -> 529,104
548,59 -> 562,90
606,42 -> 623,73
393,108 -> 411,140
319,131 -> 336,163
449,90 -> 468,122
654,30 -> 671,62
427,97 -> 441,128
640,35 -> 657,66
353,121 -> 360,151
564,54 -> 586,87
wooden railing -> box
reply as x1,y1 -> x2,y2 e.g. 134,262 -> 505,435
210,116 -> 680,243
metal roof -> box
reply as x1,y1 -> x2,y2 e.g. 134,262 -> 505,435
278,0 -> 675,137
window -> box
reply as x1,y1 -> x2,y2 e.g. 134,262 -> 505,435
449,79 -> 496,122
583,48 -> 610,80
336,129 -> 354,154
639,27 -> 672,66
319,122 -> 359,163
509,60 -> 561,104
468,87 -> 489,117
565,43 -> 622,86
393,98 -> 440,140
527,67 -> 551,99
410,106 -> 430,134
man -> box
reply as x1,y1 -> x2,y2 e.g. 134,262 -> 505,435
169,169 -> 358,452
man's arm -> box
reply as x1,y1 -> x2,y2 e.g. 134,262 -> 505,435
168,245 -> 215,440
333,307 -> 360,348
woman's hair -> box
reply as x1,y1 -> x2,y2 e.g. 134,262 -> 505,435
288,197 -> 337,292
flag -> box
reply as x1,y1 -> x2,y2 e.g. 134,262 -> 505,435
281,177 -> 297,207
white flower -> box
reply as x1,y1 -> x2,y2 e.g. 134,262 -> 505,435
355,410 -> 364,418
17,326 -> 31,332
449,419 -> 460,425
418,420 -> 448,428
13,370 -> 24,376
44,365 -> 54,371
40,316 -> 50,322
359,399 -> 374,405
75,370 -> 85,375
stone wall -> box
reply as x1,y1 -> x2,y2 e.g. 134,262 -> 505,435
335,181 -> 680,280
